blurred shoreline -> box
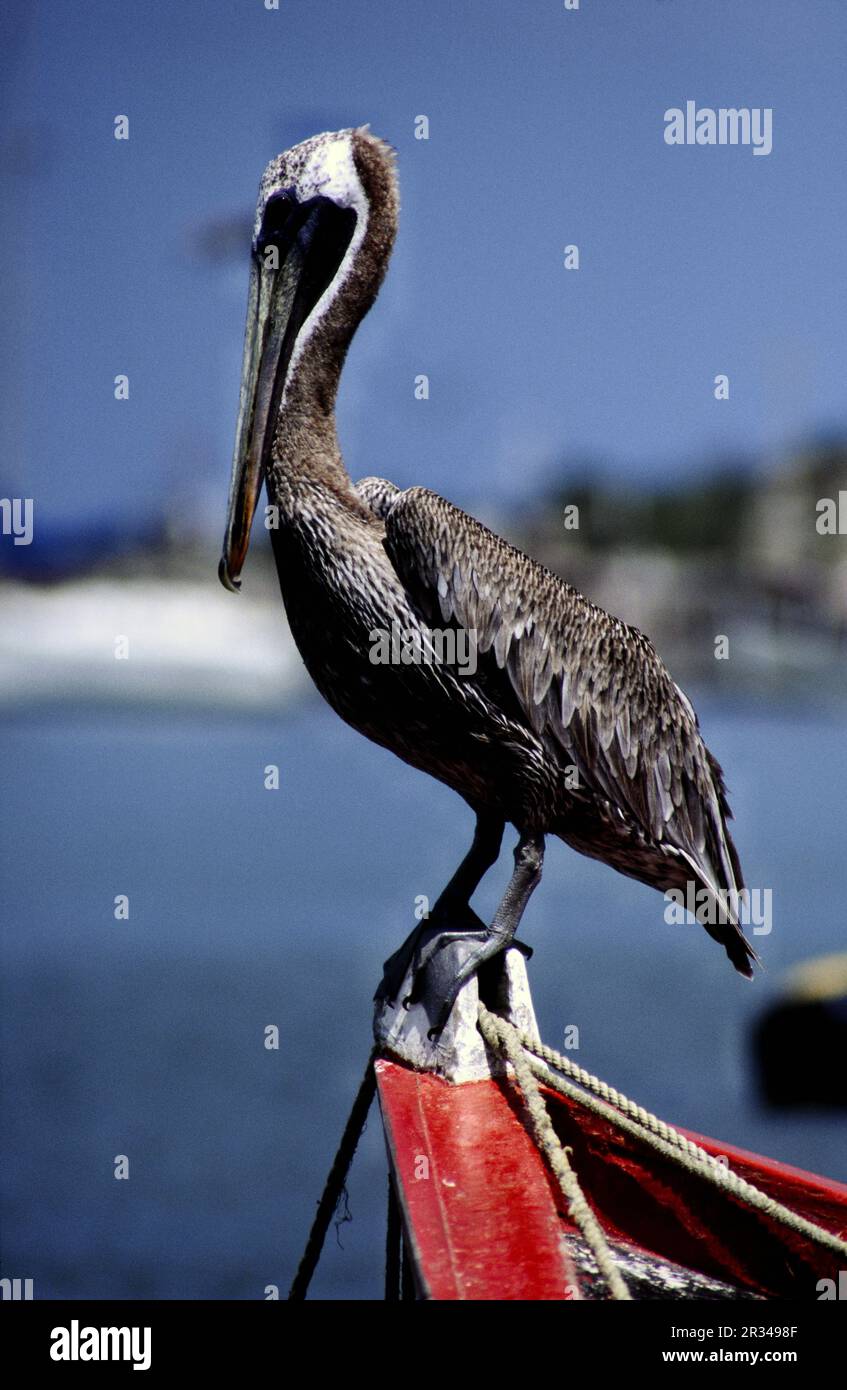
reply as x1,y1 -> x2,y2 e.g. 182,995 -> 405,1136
2,439 -> 846,710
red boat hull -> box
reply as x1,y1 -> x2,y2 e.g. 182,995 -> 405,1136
376,1058 -> 847,1301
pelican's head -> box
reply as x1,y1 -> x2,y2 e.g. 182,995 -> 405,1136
219,127 -> 397,592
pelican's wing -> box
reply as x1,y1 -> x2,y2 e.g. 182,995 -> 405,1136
382,485 -> 758,976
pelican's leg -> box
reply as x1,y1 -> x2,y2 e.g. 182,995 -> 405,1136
421,831 -> 545,1033
374,814 -> 504,1006
430,814 -> 505,919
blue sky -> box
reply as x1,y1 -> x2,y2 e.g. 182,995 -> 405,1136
2,0 -> 845,535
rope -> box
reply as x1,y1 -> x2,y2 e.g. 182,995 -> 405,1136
479,1005 -> 847,1262
477,1004 -> 632,1300
287,1049 -> 377,1301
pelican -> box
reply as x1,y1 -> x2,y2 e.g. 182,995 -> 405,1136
220,128 -> 758,1031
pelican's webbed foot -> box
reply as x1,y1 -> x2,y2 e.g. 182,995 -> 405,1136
374,903 -> 487,1013
374,911 -> 532,1044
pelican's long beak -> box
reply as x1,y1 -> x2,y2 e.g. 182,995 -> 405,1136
219,239 -> 303,592
219,193 -> 359,592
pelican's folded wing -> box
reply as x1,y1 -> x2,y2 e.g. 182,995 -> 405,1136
382,485 -> 757,976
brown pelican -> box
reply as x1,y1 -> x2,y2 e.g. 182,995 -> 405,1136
220,128 -> 758,1031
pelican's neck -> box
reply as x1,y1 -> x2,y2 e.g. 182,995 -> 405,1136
268,132 -> 398,510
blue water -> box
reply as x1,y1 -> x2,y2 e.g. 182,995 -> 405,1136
1,695 -> 845,1299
